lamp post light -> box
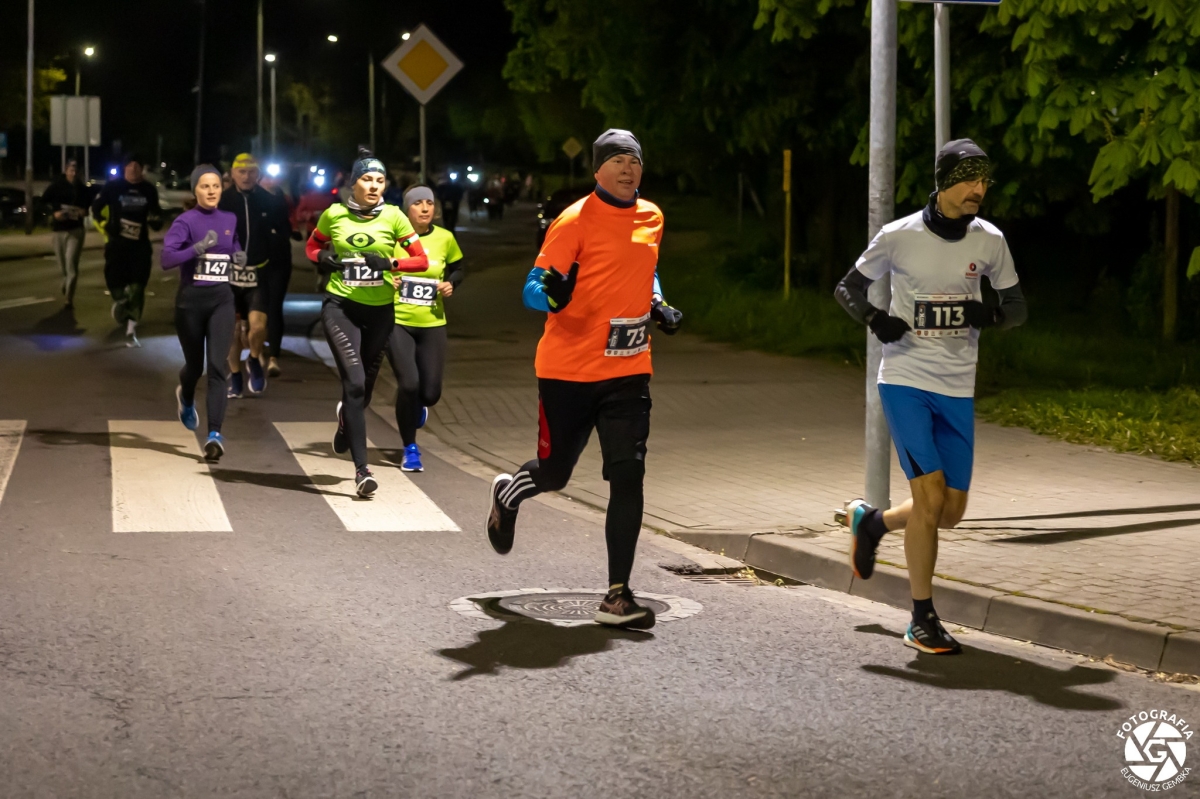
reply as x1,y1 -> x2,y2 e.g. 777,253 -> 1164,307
77,46 -> 95,95
265,53 -> 277,157
327,34 -> 338,43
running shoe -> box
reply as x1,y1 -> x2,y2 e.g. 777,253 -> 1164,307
904,613 -> 963,655
845,498 -> 881,580
332,401 -> 349,455
245,357 -> 267,395
126,330 -> 141,348
227,372 -> 244,400
486,474 -> 518,555
267,356 -> 282,377
203,432 -> 224,462
355,467 -> 378,498
417,406 -> 429,429
176,386 -> 198,431
595,586 -> 657,630
401,443 -> 423,472
111,300 -> 123,323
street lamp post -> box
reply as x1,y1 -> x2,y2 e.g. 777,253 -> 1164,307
76,46 -> 94,96
24,0 -> 35,235
265,54 -> 277,158
256,0 -> 264,153
77,46 -> 95,179
194,0 -> 206,167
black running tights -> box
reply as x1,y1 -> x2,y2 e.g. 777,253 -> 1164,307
322,295 -> 395,470
175,285 -> 235,434
386,324 -> 447,446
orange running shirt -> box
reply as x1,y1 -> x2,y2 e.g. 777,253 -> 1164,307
533,194 -> 663,382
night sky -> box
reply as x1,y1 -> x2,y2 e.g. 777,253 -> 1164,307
0,0 -> 517,175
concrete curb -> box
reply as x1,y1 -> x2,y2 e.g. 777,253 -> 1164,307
677,529 -> 1195,675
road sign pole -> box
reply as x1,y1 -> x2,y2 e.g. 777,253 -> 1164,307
368,52 -> 376,155
419,103 -> 427,186
25,0 -> 35,234
866,0 -> 898,511
256,0 -> 263,151
783,149 -> 792,299
934,3 -> 951,150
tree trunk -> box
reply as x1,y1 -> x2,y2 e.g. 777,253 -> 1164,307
1164,186 -> 1180,343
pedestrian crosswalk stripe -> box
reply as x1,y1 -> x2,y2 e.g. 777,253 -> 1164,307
109,420 -> 232,533
273,422 -> 460,532
0,421 -> 26,510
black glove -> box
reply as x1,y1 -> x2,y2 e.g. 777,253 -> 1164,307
316,249 -> 341,275
364,253 -> 395,274
193,229 -> 218,256
541,262 -> 579,312
962,299 -> 1002,329
868,309 -> 910,343
232,251 -> 248,267
651,296 -> 683,335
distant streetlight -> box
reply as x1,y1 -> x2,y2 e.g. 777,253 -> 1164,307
327,34 -> 338,43
77,45 -> 96,95
265,53 -> 277,156
401,31 -> 411,41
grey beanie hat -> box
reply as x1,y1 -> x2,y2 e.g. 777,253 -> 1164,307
350,146 -> 386,185
402,185 -> 435,210
190,163 -> 222,189
592,129 -> 643,170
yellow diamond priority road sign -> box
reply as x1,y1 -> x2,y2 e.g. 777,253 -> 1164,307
382,25 -> 463,105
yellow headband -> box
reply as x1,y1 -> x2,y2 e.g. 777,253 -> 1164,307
232,153 -> 259,170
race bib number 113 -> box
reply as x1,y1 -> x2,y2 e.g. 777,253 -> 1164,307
913,293 -> 971,338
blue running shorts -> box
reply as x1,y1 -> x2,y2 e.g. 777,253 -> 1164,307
877,383 -> 974,491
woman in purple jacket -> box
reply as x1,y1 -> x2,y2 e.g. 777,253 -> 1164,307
161,165 -> 247,461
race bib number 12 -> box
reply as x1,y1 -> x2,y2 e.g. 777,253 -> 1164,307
341,257 -> 383,288
913,293 -> 970,338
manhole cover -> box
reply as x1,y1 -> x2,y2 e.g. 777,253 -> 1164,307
450,588 -> 702,627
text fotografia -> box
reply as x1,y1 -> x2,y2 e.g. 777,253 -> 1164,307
1118,710 -> 1191,791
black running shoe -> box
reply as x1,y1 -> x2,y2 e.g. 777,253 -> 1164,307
846,498 -> 881,580
595,586 -> 656,630
333,401 -> 349,455
904,612 -> 963,655
486,474 -> 518,555
355,467 -> 378,498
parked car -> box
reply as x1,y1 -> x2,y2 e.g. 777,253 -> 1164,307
150,171 -> 193,213
535,186 -> 591,248
0,187 -> 52,229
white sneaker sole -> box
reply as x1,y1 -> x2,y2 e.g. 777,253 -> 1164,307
594,609 -> 650,626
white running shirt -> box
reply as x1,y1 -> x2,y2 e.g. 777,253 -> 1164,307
855,210 -> 1019,398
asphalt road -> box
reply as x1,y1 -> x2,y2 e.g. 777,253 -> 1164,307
0,216 -> 1196,799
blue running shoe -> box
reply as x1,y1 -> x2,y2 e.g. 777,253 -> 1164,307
204,432 -> 225,462
905,613 -> 963,655
245,357 -> 267,395
401,443 -> 423,472
417,406 -> 429,429
844,498 -> 880,580
228,372 -> 244,399
176,385 -> 198,431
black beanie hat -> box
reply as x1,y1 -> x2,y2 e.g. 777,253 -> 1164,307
935,138 -> 990,191
593,129 -> 643,170
350,146 -> 386,185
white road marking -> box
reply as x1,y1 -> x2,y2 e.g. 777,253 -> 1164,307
0,297 -> 54,311
0,421 -> 26,509
274,422 -> 459,532
109,421 -> 232,533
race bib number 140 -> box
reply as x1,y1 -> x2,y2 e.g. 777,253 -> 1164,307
913,293 -> 970,338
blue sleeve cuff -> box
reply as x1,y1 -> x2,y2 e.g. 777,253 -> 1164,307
523,267 -> 551,312
653,271 -> 663,299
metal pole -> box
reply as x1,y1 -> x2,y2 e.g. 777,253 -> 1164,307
865,0 -> 897,510
368,52 -> 376,155
933,3 -> 951,150
24,0 -> 34,235
194,0 -> 206,166
256,0 -> 264,152
75,68 -> 80,96
270,65 -> 277,158
419,103 -> 427,185
783,149 -> 792,299
737,171 -> 744,232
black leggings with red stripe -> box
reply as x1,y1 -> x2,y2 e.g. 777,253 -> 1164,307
500,374 -> 651,586
321,295 -> 394,470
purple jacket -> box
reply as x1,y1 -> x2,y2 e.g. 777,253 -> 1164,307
161,206 -> 243,287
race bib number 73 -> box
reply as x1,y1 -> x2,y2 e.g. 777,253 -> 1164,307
913,293 -> 970,338
605,313 -> 651,357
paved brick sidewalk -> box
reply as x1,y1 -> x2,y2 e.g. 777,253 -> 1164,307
403,210 -> 1200,646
